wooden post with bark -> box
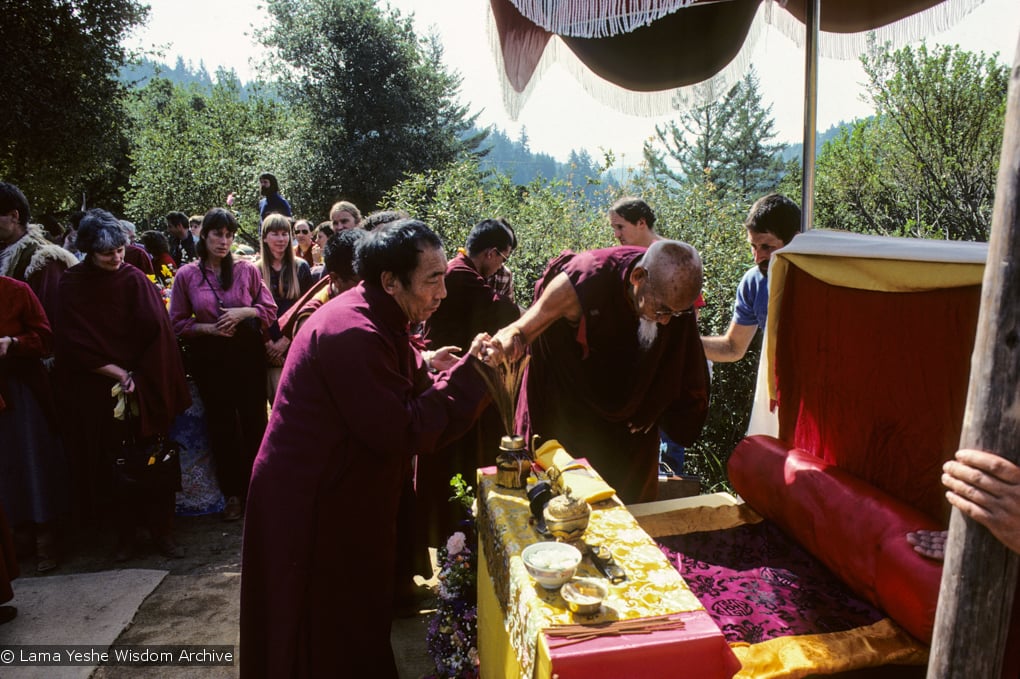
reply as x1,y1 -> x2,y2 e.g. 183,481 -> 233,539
927,34 -> 1020,678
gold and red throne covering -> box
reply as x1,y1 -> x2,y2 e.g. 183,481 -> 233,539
645,229 -> 989,676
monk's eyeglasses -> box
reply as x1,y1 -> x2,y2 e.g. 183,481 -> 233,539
653,305 -> 695,321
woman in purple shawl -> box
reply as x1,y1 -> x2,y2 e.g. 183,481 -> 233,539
55,209 -> 191,560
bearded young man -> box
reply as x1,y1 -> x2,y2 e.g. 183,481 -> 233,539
702,193 -> 801,363
257,172 -> 292,221
487,240 -> 710,504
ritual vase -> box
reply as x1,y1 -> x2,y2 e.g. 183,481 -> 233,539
495,434 -> 532,489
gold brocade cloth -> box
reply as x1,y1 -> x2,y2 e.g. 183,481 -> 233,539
477,470 -> 705,678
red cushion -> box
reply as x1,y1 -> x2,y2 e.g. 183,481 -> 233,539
729,435 -> 943,643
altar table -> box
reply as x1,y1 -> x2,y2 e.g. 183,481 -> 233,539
476,467 -> 740,679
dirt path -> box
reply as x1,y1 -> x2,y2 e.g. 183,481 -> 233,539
12,514 -> 435,678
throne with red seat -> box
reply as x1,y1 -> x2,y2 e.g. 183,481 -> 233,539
634,229 -> 988,676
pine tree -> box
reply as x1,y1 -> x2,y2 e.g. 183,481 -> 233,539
641,67 -> 784,200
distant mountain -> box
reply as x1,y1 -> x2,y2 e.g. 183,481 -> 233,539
120,58 -> 616,196
120,57 -> 266,99
475,127 -> 618,201
780,121 -> 859,162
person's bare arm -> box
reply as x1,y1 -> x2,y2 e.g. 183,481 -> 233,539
701,321 -> 758,363
943,448 -> 1020,555
484,272 -> 581,364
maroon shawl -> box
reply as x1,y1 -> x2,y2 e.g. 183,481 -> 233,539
56,261 -> 190,436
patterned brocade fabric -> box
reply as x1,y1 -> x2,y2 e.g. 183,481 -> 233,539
657,521 -> 884,644
477,472 -> 705,677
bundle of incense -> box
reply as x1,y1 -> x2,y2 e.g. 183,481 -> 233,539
545,614 -> 687,648
474,354 -> 530,438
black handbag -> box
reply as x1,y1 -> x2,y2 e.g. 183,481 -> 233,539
114,410 -> 182,495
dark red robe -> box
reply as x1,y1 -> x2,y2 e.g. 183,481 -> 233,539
55,261 -> 191,518
240,283 -> 490,679
516,247 -> 710,504
125,243 -> 154,275
416,253 -> 520,556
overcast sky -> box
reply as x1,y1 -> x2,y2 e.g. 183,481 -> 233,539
126,0 -> 1019,167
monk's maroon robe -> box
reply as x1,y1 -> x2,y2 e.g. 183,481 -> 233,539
516,247 -> 710,504
240,283 -> 490,679
55,261 -> 191,518
414,253 -> 521,562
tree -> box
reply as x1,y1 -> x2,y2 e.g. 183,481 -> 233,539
715,70 -> 785,198
643,98 -> 728,188
0,0 -> 148,216
642,67 -> 784,200
124,73 -> 290,237
259,0 -> 484,213
814,42 -> 1007,240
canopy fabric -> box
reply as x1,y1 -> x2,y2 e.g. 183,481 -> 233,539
490,0 -> 988,117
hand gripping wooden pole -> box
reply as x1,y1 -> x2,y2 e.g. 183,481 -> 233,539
928,31 -> 1020,678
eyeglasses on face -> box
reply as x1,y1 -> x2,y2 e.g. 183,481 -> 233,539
493,248 -> 511,263
295,229 -> 310,235
653,305 -> 695,321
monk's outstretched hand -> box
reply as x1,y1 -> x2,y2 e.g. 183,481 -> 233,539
468,333 -> 491,361
484,326 -> 524,366
428,345 -> 462,372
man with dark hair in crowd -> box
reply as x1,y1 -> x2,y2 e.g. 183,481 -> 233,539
241,219 -> 491,678
0,182 -> 78,325
413,218 -> 521,572
166,211 -> 196,268
487,239 -> 711,504
702,193 -> 801,363
258,172 -> 292,221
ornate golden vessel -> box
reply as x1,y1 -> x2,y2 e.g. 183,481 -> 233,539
496,434 -> 532,489
542,491 -> 591,542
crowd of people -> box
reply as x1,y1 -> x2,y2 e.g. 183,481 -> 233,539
2,174 -> 1014,677
0,177 -> 380,625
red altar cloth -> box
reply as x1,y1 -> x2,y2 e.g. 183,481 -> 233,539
540,609 -> 740,679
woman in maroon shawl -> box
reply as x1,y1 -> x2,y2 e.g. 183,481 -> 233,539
55,209 -> 190,560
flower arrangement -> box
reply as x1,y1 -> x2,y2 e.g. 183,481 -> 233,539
426,475 -> 480,679
147,263 -> 176,310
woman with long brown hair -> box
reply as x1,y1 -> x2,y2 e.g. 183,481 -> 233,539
255,214 -> 312,401
169,208 -> 277,522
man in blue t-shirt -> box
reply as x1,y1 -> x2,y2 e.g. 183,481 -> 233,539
702,194 -> 801,362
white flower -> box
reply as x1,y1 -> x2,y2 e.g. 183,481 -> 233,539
447,531 -> 466,556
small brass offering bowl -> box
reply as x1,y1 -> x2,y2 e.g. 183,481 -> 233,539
561,577 -> 608,616
542,492 -> 590,542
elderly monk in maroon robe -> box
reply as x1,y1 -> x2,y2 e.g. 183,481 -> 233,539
488,241 -> 710,504
240,220 -> 491,679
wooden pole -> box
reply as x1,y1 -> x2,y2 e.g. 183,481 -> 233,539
927,33 -> 1020,678
799,0 -> 819,233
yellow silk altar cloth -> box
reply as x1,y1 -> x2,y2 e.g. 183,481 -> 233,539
477,467 -> 739,678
